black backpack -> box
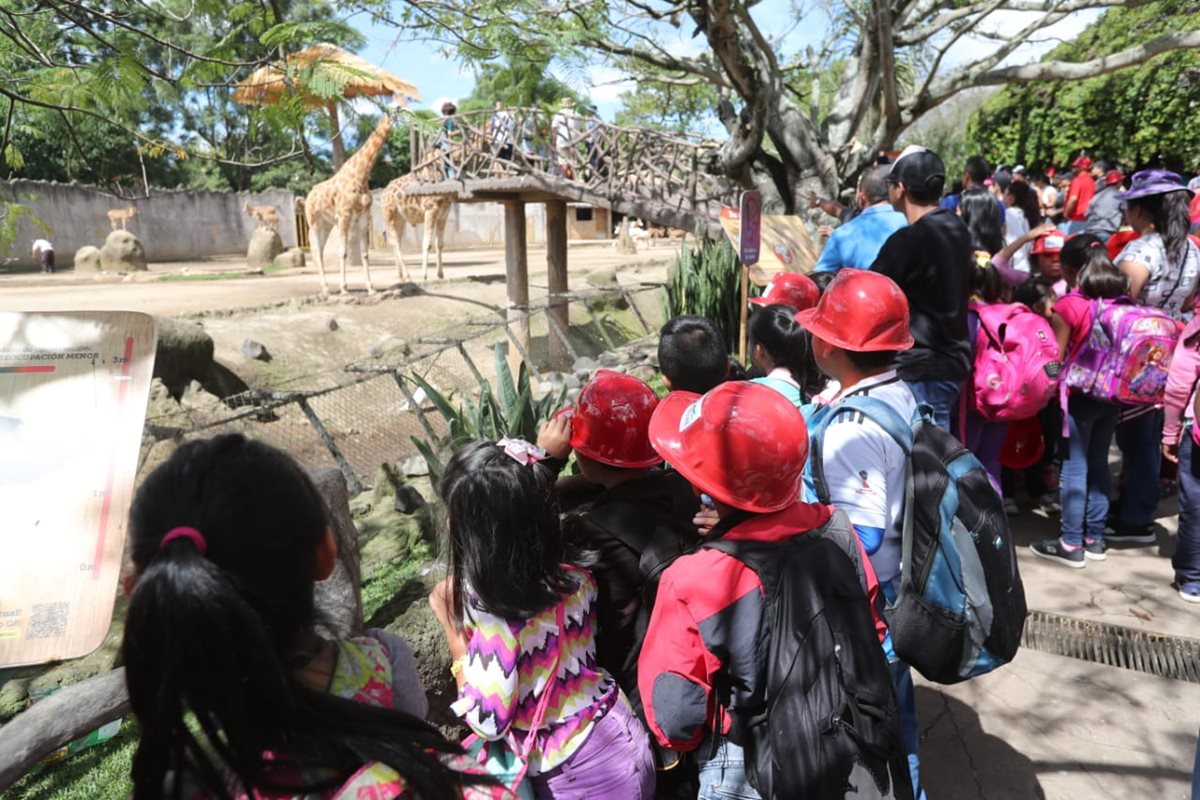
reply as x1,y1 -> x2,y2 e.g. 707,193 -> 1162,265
703,510 -> 913,800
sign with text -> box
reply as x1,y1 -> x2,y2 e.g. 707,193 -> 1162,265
0,311 -> 157,667
718,211 -> 819,285
739,190 -> 763,266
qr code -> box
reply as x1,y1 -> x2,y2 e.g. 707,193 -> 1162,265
27,602 -> 69,640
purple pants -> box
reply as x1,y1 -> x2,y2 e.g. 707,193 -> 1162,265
532,695 -> 656,799
962,410 -> 1007,495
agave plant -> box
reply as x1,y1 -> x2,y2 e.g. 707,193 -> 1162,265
409,344 -> 566,487
662,232 -> 751,354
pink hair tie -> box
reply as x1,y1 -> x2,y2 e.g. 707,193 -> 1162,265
160,526 -> 207,556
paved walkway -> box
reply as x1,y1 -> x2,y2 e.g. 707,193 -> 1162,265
916,491 -> 1199,799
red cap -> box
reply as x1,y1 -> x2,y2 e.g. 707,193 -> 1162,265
750,271 -> 820,311
1046,167 -> 1058,177
558,370 -> 663,469
999,417 -> 1045,470
794,269 -> 914,352
1104,169 -> 1124,186
649,382 -> 807,513
1031,230 -> 1067,255
1072,156 -> 1093,170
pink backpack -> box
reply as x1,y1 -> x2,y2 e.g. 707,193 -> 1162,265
968,302 -> 1062,422
1063,298 -> 1181,406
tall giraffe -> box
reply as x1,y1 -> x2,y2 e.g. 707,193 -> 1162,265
303,112 -> 393,294
380,174 -> 454,281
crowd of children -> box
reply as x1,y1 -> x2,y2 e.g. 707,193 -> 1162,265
116,146 -> 1200,799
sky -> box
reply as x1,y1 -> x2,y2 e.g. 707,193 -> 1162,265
357,1 -> 1101,128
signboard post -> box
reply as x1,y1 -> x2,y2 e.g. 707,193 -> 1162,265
738,191 -> 762,363
0,311 -> 156,667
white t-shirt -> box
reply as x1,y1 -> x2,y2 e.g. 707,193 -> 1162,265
1117,233 -> 1200,319
819,371 -> 916,585
32,239 -> 53,257
1003,207 -> 1031,273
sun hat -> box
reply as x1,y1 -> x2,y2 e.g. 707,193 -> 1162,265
1117,169 -> 1192,201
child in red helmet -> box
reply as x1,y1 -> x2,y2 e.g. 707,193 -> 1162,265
795,268 -> 928,799
537,370 -> 701,796
638,381 -> 908,800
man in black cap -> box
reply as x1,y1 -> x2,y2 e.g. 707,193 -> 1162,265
869,145 -> 972,429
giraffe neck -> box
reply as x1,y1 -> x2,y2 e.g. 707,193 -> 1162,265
340,114 -> 393,184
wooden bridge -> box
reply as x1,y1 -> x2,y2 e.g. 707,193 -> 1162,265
402,106 -> 740,366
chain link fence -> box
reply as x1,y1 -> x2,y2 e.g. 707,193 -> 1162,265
140,284 -> 667,494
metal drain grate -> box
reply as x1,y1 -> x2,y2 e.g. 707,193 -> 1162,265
1020,609 -> 1200,683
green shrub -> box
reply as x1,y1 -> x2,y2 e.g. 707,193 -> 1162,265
663,234 -> 755,354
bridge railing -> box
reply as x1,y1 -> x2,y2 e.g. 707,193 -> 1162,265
409,107 -> 739,220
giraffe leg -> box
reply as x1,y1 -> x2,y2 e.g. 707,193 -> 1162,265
386,212 -> 408,282
421,212 -> 435,282
358,214 -> 376,295
336,214 -> 353,294
435,219 -> 446,280
310,220 -> 331,296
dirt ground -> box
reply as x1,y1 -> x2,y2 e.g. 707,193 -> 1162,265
0,241 -> 682,382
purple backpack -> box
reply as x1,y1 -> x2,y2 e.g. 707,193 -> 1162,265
1063,297 -> 1181,408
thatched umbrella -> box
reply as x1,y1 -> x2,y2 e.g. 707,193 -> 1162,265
234,43 -> 421,168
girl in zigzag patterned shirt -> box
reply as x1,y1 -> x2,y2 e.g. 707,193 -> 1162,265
430,439 -> 657,799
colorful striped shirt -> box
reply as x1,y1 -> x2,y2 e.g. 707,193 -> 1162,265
451,565 -> 618,775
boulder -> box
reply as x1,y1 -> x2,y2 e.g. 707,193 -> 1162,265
311,468 -> 364,639
74,245 -> 102,272
585,268 -> 620,290
241,338 -> 271,362
402,455 -> 429,478
247,228 -> 284,270
154,317 -> 251,402
327,317 -> 340,332
99,230 -> 147,272
274,249 -> 306,269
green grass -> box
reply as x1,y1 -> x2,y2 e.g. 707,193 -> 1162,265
156,263 -> 291,282
2,719 -> 137,800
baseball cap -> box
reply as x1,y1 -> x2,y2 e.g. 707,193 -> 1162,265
888,145 -> 946,196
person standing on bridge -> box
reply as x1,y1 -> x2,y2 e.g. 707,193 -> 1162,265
436,101 -> 460,179
552,98 -> 579,180
490,101 -> 514,162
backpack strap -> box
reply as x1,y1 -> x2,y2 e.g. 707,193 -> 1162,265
809,395 -> 913,506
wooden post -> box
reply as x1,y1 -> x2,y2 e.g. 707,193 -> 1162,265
546,200 -> 570,370
739,264 -> 750,365
504,201 -> 531,364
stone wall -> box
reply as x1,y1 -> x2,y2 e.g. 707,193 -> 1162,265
1,179 -> 298,266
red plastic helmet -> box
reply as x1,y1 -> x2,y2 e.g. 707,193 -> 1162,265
1072,155 -> 1093,170
750,271 -> 820,311
648,382 -> 807,513
562,369 -> 663,469
793,269 -> 915,352
1030,230 -> 1067,255
999,416 -> 1045,470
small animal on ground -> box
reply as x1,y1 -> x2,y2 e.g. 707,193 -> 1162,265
107,206 -> 139,231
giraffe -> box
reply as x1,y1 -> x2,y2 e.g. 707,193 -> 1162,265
302,112 -> 393,295
380,173 -> 454,281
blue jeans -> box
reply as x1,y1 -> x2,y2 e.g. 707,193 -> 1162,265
907,380 -> 962,431
1060,396 -> 1120,547
1115,410 -> 1163,527
887,660 -> 927,800
697,736 -> 759,800
1174,435 -> 1200,587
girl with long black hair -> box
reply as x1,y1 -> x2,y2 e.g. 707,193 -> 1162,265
123,434 -> 507,800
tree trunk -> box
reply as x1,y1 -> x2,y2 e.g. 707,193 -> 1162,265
328,102 -> 346,170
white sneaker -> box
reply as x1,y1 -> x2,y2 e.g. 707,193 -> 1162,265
1035,493 -> 1061,515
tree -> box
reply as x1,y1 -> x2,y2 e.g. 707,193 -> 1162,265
386,0 -> 1200,209
0,0 -> 367,192
460,54 -> 586,111
613,75 -> 719,134
967,0 -> 1200,172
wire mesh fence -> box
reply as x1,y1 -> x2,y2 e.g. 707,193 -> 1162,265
140,284 -> 667,493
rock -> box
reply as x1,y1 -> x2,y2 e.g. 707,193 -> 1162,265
0,677 -> 30,722
564,374 -> 582,390
394,485 -> 427,515
273,248 -> 306,270
388,585 -> 464,739
246,228 -> 285,270
155,317 -> 252,402
598,352 -> 620,368
629,364 -> 658,383
402,455 -> 429,478
585,268 -> 620,290
311,468 -> 364,638
571,356 -> 598,373
73,245 -> 102,272
566,388 -> 581,403
241,338 -> 271,362
99,230 -> 147,272
327,317 -> 340,332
